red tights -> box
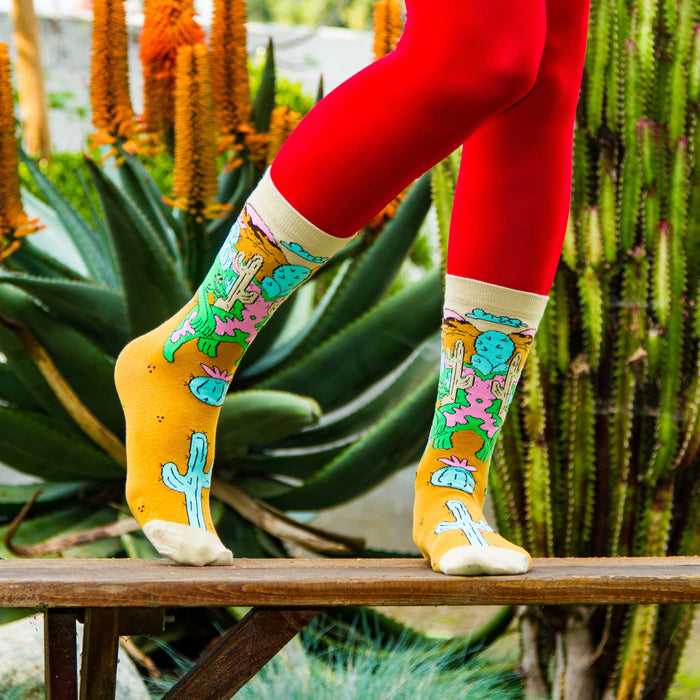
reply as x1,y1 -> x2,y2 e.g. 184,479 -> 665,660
270,0 -> 590,295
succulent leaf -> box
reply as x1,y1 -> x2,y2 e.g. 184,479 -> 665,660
586,0 -> 613,135
216,390 -> 322,460
19,152 -> 118,288
253,39 -> 276,133
85,157 -> 191,337
0,284 -> 124,434
0,362 -> 41,410
619,153 -> 642,251
431,158 -> 454,274
0,272 -> 127,354
0,407 -> 122,481
266,372 -> 437,511
578,265 -> 604,369
260,268 -> 442,411
563,358 -> 596,556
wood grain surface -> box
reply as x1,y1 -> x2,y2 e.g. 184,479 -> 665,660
0,557 -> 697,608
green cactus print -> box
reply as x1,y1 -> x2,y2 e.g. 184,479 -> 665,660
429,313 -> 526,460
163,207 -> 319,362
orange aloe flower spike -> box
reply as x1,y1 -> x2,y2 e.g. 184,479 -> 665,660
89,0 -> 140,157
372,0 -> 404,61
210,0 -> 253,154
141,0 -> 206,140
0,43 -> 42,263
266,106 -> 301,166
368,0 -> 407,233
168,44 -> 228,221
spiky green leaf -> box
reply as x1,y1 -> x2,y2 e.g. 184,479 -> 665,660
0,407 -> 122,481
266,373 -> 437,511
85,157 -> 191,337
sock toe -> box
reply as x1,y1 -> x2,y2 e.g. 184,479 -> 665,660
437,545 -> 530,576
143,520 -> 234,566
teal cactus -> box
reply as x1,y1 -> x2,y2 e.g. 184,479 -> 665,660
430,456 -> 477,494
188,365 -> 233,406
161,432 -> 211,529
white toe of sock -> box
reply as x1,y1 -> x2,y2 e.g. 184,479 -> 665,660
143,520 -> 234,566
438,545 -> 529,576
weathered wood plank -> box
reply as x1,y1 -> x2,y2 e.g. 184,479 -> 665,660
44,609 -> 78,700
163,608 -> 319,699
0,557 -> 698,607
79,608 -> 120,700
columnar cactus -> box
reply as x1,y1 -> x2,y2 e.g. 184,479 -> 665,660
478,1 -> 699,698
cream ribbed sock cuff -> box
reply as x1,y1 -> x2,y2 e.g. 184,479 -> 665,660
248,169 -> 356,266
444,275 -> 548,330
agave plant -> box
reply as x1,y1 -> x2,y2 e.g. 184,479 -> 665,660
0,0 -> 519,668
0,2 -> 438,547
433,1 -> 699,698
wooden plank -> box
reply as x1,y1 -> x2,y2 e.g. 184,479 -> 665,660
0,557 -> 698,608
79,608 -> 120,700
44,609 -> 78,700
163,607 -> 318,699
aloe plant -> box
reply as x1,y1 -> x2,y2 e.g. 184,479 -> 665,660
435,0 -> 698,697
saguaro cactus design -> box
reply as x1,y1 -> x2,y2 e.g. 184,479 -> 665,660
434,499 -> 494,546
161,432 -> 211,529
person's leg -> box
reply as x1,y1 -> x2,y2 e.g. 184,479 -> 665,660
413,0 -> 591,575
271,0 -> 546,237
116,0 -> 549,566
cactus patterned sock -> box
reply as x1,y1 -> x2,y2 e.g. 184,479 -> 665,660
115,171 -> 351,566
413,276 -> 548,576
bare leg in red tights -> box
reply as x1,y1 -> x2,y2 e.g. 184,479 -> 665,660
272,0 -> 548,236
412,0 -> 591,575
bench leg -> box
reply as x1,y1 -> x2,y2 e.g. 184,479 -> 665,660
79,608 -> 120,700
45,609 -> 79,700
163,607 -> 319,699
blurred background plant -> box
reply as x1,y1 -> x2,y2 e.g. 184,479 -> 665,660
147,621 -> 523,700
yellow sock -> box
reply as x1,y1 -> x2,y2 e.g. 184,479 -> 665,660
413,275 -> 547,575
115,171 -> 351,565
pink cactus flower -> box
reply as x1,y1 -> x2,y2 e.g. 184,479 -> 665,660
200,364 -> 233,382
438,455 -> 477,471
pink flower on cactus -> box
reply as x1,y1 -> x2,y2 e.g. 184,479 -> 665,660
200,364 -> 233,382
438,456 -> 477,471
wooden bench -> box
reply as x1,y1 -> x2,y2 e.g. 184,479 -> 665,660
0,556 -> 698,700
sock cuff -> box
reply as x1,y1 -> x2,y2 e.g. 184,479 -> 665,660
444,275 -> 549,329
248,169 -> 356,263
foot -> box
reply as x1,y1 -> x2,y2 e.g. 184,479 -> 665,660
114,175 -> 351,565
115,321 -> 235,566
413,485 -> 531,576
